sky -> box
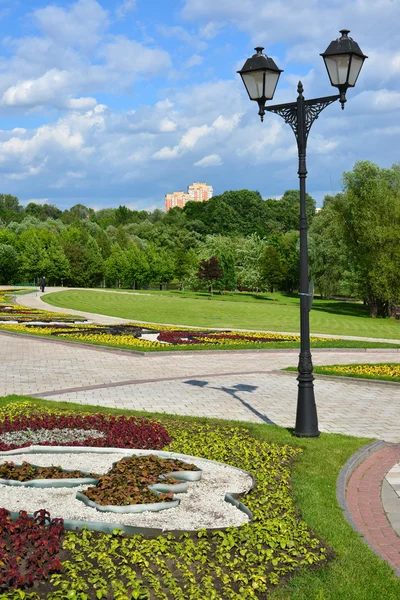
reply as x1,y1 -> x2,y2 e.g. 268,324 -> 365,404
0,0 -> 398,211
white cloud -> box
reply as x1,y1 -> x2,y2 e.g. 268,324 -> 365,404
185,54 -> 203,68
159,119 -> 177,133
1,68 -> 98,111
98,36 -> 171,77
194,153 -> 222,167
153,146 -> 181,160
199,21 -> 224,39
153,109 -> 243,161
212,114 -> 241,132
34,0 -> 109,50
116,0 -> 136,19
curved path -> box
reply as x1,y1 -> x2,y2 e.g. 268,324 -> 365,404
343,443 -> 400,575
15,288 -> 400,344
1,329 -> 399,442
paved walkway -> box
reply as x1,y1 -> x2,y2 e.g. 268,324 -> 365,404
1,331 -> 399,441
4,291 -> 400,574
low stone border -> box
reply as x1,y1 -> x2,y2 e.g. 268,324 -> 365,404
337,440 -> 400,576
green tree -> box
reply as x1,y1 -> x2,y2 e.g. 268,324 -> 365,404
196,256 -> 223,296
174,247 -> 197,290
62,227 -> 104,287
104,244 -> 129,287
235,235 -> 264,291
334,161 -> 400,316
259,245 -> 287,292
0,244 -> 18,284
0,194 -> 23,224
124,244 -> 149,289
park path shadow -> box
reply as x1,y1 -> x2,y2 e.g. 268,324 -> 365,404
184,379 -> 276,425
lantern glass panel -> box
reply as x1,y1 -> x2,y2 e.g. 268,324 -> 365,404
264,71 -> 280,100
241,71 -> 265,100
324,54 -> 351,86
348,55 -> 364,86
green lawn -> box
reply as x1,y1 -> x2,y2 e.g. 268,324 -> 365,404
43,289 -> 400,340
1,395 -> 400,600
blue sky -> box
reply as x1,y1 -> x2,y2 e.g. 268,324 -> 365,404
0,0 -> 398,211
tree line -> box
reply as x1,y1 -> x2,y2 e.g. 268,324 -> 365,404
0,160 -> 399,317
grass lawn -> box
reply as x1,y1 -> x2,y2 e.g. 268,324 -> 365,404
43,289 -> 400,340
0,395 -> 399,599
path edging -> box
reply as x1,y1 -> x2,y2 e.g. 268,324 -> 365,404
336,440 -> 400,576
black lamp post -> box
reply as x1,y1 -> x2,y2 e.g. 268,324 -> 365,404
238,30 -> 367,437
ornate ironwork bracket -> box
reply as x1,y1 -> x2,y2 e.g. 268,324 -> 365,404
265,84 -> 340,145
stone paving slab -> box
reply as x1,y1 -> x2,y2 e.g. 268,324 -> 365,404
1,332 -> 399,442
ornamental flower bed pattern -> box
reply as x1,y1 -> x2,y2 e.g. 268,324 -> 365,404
0,402 -> 331,599
81,454 -> 200,506
0,508 -> 64,591
0,413 -> 171,452
0,321 -> 334,351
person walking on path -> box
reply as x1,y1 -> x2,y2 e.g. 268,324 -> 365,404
40,277 -> 46,293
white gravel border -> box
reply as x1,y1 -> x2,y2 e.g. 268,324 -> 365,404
0,447 -> 253,531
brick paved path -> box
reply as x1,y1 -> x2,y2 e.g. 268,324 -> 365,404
1,332 -> 399,441
346,445 -> 400,574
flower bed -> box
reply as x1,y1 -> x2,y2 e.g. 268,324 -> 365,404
0,412 -> 171,452
0,508 -> 63,592
0,321 -> 336,352
313,362 -> 400,382
0,401 -> 330,599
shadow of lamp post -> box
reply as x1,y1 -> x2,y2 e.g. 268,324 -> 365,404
238,30 -> 367,437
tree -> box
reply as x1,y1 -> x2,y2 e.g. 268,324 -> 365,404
62,226 -> 104,287
199,235 -> 237,291
25,203 -> 62,221
259,245 -> 287,292
0,194 -> 23,224
265,190 -> 316,233
235,235 -> 264,291
104,244 -> 128,287
0,244 -> 18,284
124,244 -> 149,289
322,162 -> 400,317
43,236 -> 70,284
309,196 -> 348,298
196,256 -> 223,296
174,247 -> 197,290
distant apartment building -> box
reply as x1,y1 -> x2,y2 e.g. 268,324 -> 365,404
165,182 -> 213,212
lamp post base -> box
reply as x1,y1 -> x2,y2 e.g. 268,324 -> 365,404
294,383 -> 320,438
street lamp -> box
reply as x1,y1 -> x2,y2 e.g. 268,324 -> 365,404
238,30 -> 367,437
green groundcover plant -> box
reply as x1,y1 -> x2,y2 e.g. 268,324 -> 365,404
0,401 -> 328,599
